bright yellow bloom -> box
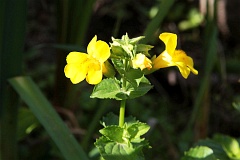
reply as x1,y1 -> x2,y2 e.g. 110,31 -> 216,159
131,53 -> 152,70
152,32 -> 198,78
64,36 -> 110,84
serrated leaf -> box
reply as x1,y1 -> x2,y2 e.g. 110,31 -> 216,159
122,44 -> 134,56
100,126 -> 125,143
136,44 -> 154,57
182,146 -> 216,160
126,122 -> 150,142
126,82 -> 153,99
90,78 -> 127,100
95,136 -> 147,160
111,58 -> 125,75
96,115 -> 151,159
111,34 -> 147,59
91,77 -> 152,100
129,36 -> 145,44
111,46 -> 128,58
125,116 -> 137,125
125,69 -> 144,88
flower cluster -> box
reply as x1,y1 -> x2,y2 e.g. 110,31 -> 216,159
64,32 -> 198,85
64,32 -> 199,159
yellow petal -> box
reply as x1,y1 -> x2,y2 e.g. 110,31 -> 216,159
159,33 -> 177,55
94,40 -> 110,62
188,65 -> 198,75
172,50 -> 189,63
87,35 -> 110,63
64,64 -> 87,84
172,50 -> 198,76
86,70 -> 103,85
86,58 -> 101,72
175,62 -> 191,79
70,72 -> 86,84
152,51 -> 174,69
87,35 -> 97,56
64,64 -> 78,78
132,53 -> 152,70
66,52 -> 88,64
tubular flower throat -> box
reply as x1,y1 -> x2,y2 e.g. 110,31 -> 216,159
64,35 -> 110,85
132,53 -> 152,70
152,32 -> 198,79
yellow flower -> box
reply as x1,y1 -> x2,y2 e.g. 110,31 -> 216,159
131,53 -> 152,70
64,35 -> 110,84
152,32 -> 198,78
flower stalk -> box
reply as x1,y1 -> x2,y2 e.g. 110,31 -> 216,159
119,100 -> 126,127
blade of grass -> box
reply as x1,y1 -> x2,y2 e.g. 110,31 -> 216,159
9,76 -> 89,160
0,86 -> 19,160
187,0 -> 218,131
0,0 -> 27,159
75,0 -> 96,45
142,0 -> 175,44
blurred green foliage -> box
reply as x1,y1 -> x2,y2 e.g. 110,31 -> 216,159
1,0 -> 240,159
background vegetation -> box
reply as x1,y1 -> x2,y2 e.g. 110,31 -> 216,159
1,0 -> 240,159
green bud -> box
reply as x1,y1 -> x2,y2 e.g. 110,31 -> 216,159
102,60 -> 116,78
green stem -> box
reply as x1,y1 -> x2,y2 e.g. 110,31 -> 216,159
119,100 -> 126,127
119,58 -> 128,127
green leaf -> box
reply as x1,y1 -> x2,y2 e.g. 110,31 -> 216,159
136,44 -> 154,57
95,136 -> 146,160
197,138 -> 230,160
111,34 -> 147,59
126,122 -> 150,143
111,36 -> 133,57
91,77 -> 152,100
111,58 -> 126,75
100,126 -> 125,143
182,146 -> 217,160
213,134 -> 240,159
125,69 -> 144,88
111,46 -> 129,58
126,82 -> 153,99
1,0 -> 27,158
97,115 -> 150,159
90,78 -> 127,100
129,36 -> 145,44
8,76 -> 89,160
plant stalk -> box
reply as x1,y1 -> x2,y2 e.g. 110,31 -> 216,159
119,100 -> 126,127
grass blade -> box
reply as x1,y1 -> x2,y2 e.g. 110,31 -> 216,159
188,0 -> 218,132
9,76 -> 89,160
143,0 -> 175,43
0,0 -> 27,159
